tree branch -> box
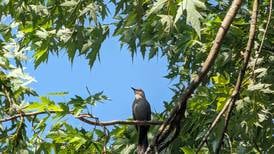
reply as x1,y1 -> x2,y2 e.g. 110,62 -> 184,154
216,0 -> 259,152
252,0 -> 272,79
148,0 -> 243,152
77,117 -> 163,126
198,0 -> 259,151
0,111 -> 57,122
0,110 -> 163,126
1,82 -> 17,112
196,96 -> 231,151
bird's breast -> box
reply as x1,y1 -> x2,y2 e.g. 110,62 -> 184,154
133,100 -> 150,121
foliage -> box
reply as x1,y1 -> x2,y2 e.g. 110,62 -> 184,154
0,0 -> 273,153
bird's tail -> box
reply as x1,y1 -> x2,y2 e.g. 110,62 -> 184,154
137,126 -> 149,154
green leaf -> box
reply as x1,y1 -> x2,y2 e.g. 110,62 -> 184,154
20,25 -> 34,33
147,0 -> 168,16
247,83 -> 271,91
212,73 -> 229,85
81,40 -> 93,53
29,4 -> 49,16
174,2 -> 183,23
175,0 -> 204,37
92,91 -> 109,102
34,115 -> 49,131
79,3 -> 98,24
69,136 -> 86,150
180,146 -> 195,154
258,113 -> 267,122
87,50 -> 99,69
158,14 -> 173,32
148,47 -> 158,59
24,97 -> 62,112
35,29 -> 49,39
48,104 -> 63,112
56,27 -> 72,43
95,129 -> 105,138
254,68 -> 267,78
236,99 -> 244,111
25,102 -> 44,112
59,102 -> 69,110
33,47 -> 48,68
60,0 -> 78,7
120,144 -> 135,154
216,97 -> 226,111
47,92 -> 69,96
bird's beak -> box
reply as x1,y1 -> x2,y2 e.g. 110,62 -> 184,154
131,87 -> 136,91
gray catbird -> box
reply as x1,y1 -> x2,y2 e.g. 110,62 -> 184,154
131,87 -> 151,154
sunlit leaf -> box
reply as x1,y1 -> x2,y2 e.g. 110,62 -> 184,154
175,0 -> 205,37
33,47 -> 48,68
180,146 -> 195,154
158,14 -> 173,32
60,0 -> 78,7
47,92 -> 69,96
35,29 -> 49,39
147,0 -> 168,16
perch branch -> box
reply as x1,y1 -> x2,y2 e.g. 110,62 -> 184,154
0,110 -> 163,126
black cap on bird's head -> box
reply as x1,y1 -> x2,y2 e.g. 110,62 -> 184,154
131,87 -> 143,92
131,87 -> 145,98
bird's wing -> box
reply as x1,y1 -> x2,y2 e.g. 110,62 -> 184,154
147,101 -> 151,121
132,99 -> 137,120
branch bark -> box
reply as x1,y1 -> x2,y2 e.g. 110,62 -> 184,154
148,0 -> 243,152
197,0 -> 259,152
216,0 -> 258,152
197,0 -> 259,151
77,117 -> 162,126
0,110 -> 163,126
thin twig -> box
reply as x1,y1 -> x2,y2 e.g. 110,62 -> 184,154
11,113 -> 24,152
102,126 -> 110,154
252,0 -> 272,79
158,125 -> 180,152
197,98 -> 231,151
1,83 -> 17,111
225,133 -> 233,153
86,113 -> 110,154
215,96 -> 235,152
2,85 -> 13,106
0,111 -> 57,122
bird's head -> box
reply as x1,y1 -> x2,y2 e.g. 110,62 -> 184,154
131,87 -> 146,99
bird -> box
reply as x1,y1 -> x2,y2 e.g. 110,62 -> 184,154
131,87 -> 151,154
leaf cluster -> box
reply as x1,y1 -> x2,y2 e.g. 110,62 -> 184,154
0,0 -> 274,153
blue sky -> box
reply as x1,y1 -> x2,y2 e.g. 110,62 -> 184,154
0,2 -> 176,132
22,2 -> 176,124
25,35 -> 174,124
